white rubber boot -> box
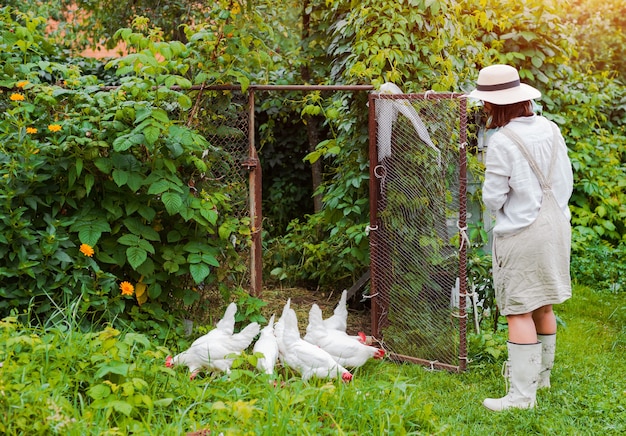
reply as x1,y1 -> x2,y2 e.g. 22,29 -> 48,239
483,342 -> 542,411
537,333 -> 556,389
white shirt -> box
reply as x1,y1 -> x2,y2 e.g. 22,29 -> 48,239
482,115 -> 573,236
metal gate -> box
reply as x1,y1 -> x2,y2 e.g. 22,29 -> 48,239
367,90 -> 468,371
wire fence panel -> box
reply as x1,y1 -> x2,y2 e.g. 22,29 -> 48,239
191,90 -> 252,292
368,92 -> 468,371
199,91 -> 251,219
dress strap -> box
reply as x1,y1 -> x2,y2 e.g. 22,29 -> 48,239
500,124 -> 560,191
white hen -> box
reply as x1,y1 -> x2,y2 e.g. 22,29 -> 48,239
165,302 -> 260,379
252,314 -> 279,375
280,307 -> 352,382
304,304 -> 385,369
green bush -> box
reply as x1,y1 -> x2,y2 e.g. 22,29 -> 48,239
0,8 -> 269,326
571,243 -> 626,293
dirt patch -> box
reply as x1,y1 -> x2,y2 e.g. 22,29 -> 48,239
259,287 -> 372,336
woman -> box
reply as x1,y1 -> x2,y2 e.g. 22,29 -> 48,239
468,64 -> 573,411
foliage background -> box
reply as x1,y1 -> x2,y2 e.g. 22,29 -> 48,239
1,1 -> 625,433
0,0 -> 625,330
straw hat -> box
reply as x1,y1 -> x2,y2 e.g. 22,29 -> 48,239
468,64 -> 541,105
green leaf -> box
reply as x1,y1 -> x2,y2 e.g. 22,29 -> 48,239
154,398 -> 174,407
123,332 -> 151,348
177,94 -> 192,110
111,400 -> 133,416
78,227 -> 107,247
113,133 -> 144,152
163,260 -> 180,273
166,141 -> 184,158
203,253 -> 220,267
188,253 -> 202,264
149,282 -> 163,299
137,204 -> 157,221
144,125 -> 160,145
94,361 -> 130,379
183,289 -> 200,305
218,223 -> 232,240
87,384 -> 111,400
148,180 -> 172,195
151,108 -> 171,124
84,173 -> 95,195
190,263 -> 211,283
162,192 -> 183,215
94,157 -> 113,174
54,250 -> 73,263
137,238 -> 155,254
126,246 -> 148,270
201,208 -> 218,225
135,105 -> 152,123
118,234 -> 141,246
123,218 -> 161,241
76,158 -> 83,177
112,169 -> 129,187
127,173 -> 144,192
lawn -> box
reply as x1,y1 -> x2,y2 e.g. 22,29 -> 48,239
0,285 -> 624,435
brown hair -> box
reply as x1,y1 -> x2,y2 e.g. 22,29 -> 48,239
484,100 -> 534,129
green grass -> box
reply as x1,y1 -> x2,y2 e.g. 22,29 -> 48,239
0,285 -> 624,435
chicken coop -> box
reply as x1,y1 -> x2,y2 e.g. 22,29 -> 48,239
367,90 -> 468,372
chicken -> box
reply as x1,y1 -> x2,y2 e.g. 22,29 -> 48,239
279,306 -> 352,382
165,302 -> 260,379
304,304 -> 385,369
252,314 -> 279,375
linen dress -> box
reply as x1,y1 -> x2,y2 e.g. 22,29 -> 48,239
483,116 -> 573,316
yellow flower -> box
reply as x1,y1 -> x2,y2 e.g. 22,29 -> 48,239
26,127 -> 38,134
16,81 -> 29,88
10,93 -> 25,101
48,124 -> 62,132
79,243 -> 94,257
120,281 -> 134,296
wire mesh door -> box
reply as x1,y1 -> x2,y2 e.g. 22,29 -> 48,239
368,91 -> 468,372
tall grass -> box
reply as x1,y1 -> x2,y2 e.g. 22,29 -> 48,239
0,285 -> 624,435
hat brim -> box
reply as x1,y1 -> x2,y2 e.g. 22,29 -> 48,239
467,83 -> 541,105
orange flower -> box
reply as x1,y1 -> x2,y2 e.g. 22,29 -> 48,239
16,81 -> 29,88
10,93 -> 25,101
48,124 -> 62,132
26,127 -> 38,134
120,281 -> 134,296
79,243 -> 94,257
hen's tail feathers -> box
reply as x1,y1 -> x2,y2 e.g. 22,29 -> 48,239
335,289 -> 348,317
306,304 -> 326,339
263,314 -> 276,334
324,289 -> 348,332
281,308 -> 301,344
216,302 -> 237,335
231,322 -> 261,349
281,298 -> 291,317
